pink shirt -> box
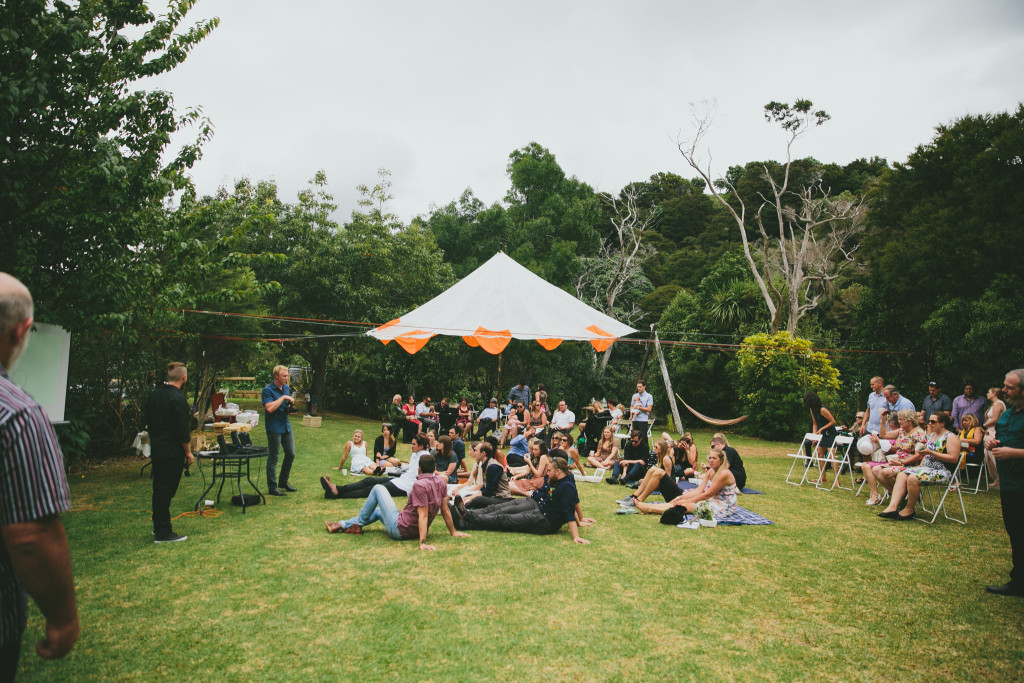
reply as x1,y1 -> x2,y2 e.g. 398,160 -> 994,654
395,473 -> 448,540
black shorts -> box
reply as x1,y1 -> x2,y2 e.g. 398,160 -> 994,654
658,475 -> 684,502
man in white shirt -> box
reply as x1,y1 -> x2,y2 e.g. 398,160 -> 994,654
415,396 -> 439,433
549,400 -> 575,446
474,397 -> 500,439
630,381 -> 653,439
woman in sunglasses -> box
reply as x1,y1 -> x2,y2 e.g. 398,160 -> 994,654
877,412 -> 961,520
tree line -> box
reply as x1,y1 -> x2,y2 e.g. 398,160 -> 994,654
2,1 -> 1021,459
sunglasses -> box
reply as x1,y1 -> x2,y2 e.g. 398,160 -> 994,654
928,419 -> 939,424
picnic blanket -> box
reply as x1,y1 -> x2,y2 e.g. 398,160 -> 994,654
679,506 -> 774,526
675,480 -> 764,495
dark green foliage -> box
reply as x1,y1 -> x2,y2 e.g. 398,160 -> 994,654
854,105 -> 1024,388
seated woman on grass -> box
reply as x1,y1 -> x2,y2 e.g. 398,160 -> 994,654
661,432 -> 697,478
552,432 -> 589,477
456,397 -> 473,437
587,426 -> 619,470
631,446 -> 738,520
510,438 -> 552,496
373,423 -> 401,469
877,412 -> 961,520
334,429 -> 374,474
860,409 -> 926,506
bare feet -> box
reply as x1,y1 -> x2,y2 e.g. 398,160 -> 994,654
325,520 -> 342,533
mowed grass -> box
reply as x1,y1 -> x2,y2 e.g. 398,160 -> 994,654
17,408 -> 1024,682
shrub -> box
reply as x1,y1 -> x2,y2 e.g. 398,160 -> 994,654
729,332 -> 840,440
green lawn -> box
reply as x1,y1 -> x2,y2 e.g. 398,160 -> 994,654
16,411 -> 1024,681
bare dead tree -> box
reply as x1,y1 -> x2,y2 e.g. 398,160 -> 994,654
677,99 -> 865,334
576,185 -> 657,370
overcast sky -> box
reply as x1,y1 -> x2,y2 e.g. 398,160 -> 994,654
146,0 -> 1024,222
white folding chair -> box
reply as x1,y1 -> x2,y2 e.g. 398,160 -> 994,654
916,454 -> 967,525
816,435 -> 855,492
786,433 -> 822,486
962,448 -> 989,494
614,419 -> 633,446
575,467 -> 607,483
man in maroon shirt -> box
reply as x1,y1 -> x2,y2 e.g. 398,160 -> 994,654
324,454 -> 469,550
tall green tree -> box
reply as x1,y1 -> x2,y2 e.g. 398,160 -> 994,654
854,105 -> 1024,388
0,0 -> 218,326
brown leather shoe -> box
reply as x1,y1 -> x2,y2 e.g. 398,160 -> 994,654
343,523 -> 362,535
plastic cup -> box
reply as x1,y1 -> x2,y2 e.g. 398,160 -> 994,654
341,469 -> 348,477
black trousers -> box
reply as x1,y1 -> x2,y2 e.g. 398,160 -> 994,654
474,419 -> 496,439
330,476 -> 405,500
1001,488 -> 1023,585
466,495 -> 510,510
463,497 -> 556,535
658,474 -> 685,502
152,454 -> 185,534
1,632 -> 23,682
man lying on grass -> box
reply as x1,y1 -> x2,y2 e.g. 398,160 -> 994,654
451,454 -> 595,544
325,454 -> 469,551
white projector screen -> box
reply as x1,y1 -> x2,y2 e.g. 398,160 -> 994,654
8,323 -> 71,423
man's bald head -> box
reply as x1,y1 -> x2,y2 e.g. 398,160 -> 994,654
0,273 -> 33,337
0,273 -> 34,369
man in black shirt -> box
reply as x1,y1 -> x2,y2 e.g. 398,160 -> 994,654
453,454 -> 592,543
144,362 -> 195,543
711,435 -> 746,491
607,430 -> 650,485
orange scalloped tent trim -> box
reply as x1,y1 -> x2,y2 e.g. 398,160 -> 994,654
470,327 -> 512,355
536,338 -> 563,350
394,331 -> 434,354
586,324 -> 616,352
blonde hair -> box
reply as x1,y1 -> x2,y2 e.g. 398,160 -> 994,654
712,432 -> 730,446
166,362 -> 186,382
960,413 -> 980,431
273,364 -> 289,378
897,408 -> 919,427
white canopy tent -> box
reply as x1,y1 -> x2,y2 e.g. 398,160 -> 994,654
366,252 -> 637,355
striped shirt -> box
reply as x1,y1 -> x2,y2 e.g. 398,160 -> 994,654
0,365 -> 71,644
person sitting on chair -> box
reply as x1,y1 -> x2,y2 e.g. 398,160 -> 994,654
631,447 -> 738,520
474,398 -> 500,439
877,411 -> 961,521
387,394 -> 412,443
325,454 -> 469,550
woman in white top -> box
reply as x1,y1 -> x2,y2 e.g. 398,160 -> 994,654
335,429 -> 375,474
983,387 -> 1006,488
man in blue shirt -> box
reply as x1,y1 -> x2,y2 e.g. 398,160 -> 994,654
921,381 -> 952,421
861,376 -> 887,435
262,365 -> 297,496
630,380 -> 653,439
883,385 -> 915,414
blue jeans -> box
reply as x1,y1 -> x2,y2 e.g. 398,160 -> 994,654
612,461 -> 646,483
341,485 -> 405,540
266,430 -> 296,489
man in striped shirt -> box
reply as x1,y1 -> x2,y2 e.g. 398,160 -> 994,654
0,273 -> 78,678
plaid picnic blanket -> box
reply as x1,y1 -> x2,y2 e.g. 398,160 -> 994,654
678,506 -> 773,526
674,480 -> 764,495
